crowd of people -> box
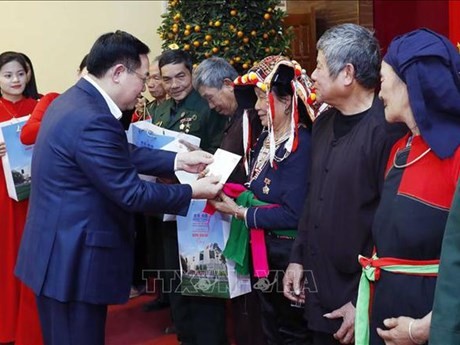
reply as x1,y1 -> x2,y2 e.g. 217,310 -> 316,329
0,22 -> 459,345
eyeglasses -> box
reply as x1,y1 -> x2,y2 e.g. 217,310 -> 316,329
125,66 -> 149,84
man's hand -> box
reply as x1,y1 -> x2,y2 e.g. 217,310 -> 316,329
283,263 -> 305,303
176,150 -> 213,173
0,142 -> 6,158
179,139 -> 200,152
190,175 -> 223,199
324,301 -> 355,344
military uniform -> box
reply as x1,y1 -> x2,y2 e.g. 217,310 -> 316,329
149,89 -> 228,345
152,89 -> 226,153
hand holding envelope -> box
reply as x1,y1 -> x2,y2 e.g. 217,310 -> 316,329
205,149 -> 242,184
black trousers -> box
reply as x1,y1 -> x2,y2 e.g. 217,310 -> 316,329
36,295 -> 107,345
162,221 -> 228,345
133,213 -> 148,287
231,286 -> 266,345
311,331 -> 344,345
256,235 -> 312,345
144,215 -> 168,300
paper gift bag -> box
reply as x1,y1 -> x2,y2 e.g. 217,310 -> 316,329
176,199 -> 251,298
0,116 -> 33,201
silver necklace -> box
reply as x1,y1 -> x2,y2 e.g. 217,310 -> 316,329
393,136 -> 431,169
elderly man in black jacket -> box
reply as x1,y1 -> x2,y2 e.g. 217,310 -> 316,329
283,24 -> 405,345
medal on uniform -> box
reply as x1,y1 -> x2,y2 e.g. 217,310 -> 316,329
179,123 -> 185,130
180,112 -> 186,118
262,178 -> 271,194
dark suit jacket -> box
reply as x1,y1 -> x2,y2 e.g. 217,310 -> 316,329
15,78 -> 192,305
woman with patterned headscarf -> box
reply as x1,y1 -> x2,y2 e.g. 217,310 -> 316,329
355,28 -> 460,345
210,55 -> 324,344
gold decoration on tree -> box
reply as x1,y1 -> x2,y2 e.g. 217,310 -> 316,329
157,0 -> 293,73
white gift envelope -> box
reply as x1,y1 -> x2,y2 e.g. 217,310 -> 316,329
127,121 -> 201,184
206,149 -> 241,184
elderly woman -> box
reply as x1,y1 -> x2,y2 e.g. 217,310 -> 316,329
355,29 -> 460,345
211,55 -> 320,345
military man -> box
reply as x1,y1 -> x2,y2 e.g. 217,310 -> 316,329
151,49 -> 228,345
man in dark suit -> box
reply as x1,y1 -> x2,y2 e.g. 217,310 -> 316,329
15,30 -> 221,345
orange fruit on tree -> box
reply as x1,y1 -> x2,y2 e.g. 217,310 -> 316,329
185,24 -> 191,30
251,30 -> 257,36
203,41 -> 209,47
193,41 -> 200,47
194,25 -> 201,32
237,31 -> 244,38
263,33 -> 269,39
243,37 -> 249,44
184,29 -> 191,36
214,20 -> 221,27
242,63 -> 249,69
230,9 -> 237,16
205,34 -> 212,41
212,47 -> 219,53
264,13 -> 271,20
172,27 -> 178,34
234,56 -> 241,62
184,44 -> 191,51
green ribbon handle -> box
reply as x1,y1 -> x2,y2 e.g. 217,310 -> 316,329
354,254 -> 439,345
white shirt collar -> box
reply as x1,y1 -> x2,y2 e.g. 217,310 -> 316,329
83,75 -> 122,120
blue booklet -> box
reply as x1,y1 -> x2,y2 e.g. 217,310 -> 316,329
0,116 -> 33,201
131,123 -> 175,150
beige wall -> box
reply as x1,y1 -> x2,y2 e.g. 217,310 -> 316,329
0,1 -> 165,94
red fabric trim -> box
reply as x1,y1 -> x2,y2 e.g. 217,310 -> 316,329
268,92 -> 276,125
291,81 -> 299,152
359,255 -> 439,281
203,183 -> 247,214
395,136 -> 458,209
449,0 -> 460,44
